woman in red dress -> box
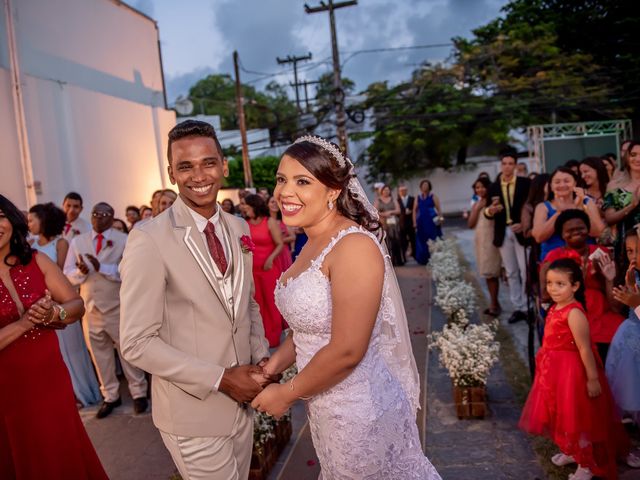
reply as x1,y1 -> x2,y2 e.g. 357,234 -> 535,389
0,195 -> 108,479
268,195 -> 294,272
540,209 -> 623,363
244,194 -> 284,347
520,258 -> 628,479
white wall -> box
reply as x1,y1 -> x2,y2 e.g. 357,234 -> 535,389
0,0 -> 176,217
403,157 -> 536,215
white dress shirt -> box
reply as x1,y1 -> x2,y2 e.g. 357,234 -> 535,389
188,207 -> 233,391
188,207 -> 231,261
64,228 -> 121,284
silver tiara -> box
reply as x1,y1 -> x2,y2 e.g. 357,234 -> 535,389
294,135 -> 350,168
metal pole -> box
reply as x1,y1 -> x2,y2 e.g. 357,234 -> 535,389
305,0 -> 356,154
233,51 -> 253,188
292,60 -> 300,111
5,0 -> 37,207
328,0 -> 348,154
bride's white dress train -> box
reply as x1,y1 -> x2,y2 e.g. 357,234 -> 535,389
275,226 -> 441,479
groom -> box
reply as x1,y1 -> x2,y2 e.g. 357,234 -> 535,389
120,120 -> 272,479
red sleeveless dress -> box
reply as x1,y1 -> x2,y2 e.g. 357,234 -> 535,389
519,301 -> 628,478
0,253 -> 108,479
248,218 -> 284,347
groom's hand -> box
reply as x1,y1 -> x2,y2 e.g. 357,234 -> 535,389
219,365 -> 263,403
253,357 -> 282,386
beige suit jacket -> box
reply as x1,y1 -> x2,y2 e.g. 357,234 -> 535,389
119,197 -> 270,437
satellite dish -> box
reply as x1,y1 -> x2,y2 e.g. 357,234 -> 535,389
174,95 -> 194,116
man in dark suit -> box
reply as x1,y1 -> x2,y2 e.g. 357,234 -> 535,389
484,152 -> 531,324
397,184 -> 416,262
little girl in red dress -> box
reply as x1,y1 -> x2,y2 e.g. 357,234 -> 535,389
519,258 -> 628,479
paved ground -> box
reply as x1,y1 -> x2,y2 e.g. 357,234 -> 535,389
425,274 -> 545,479
81,222 -> 639,479
449,222 -> 640,480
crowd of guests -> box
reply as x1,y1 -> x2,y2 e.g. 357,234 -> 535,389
370,181 -> 444,267
467,141 -> 640,478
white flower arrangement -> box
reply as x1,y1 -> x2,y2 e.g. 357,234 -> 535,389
280,363 -> 298,383
428,238 -> 463,282
434,279 -> 476,321
253,363 -> 298,447
253,410 -> 276,448
428,320 -> 500,387
428,237 -> 457,254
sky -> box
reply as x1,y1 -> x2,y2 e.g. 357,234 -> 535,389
130,0 -> 508,105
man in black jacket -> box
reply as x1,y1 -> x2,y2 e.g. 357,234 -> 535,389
397,184 -> 416,262
485,152 -> 531,323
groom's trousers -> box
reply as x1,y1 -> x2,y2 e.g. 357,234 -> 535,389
160,407 -> 252,480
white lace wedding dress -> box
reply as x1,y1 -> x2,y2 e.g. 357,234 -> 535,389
275,226 -> 441,479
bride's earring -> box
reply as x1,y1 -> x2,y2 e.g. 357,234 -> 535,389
328,199 -> 334,210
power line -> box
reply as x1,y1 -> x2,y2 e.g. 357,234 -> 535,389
304,0 -> 357,154
276,53 -> 313,111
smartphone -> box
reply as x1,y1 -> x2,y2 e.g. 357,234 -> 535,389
588,249 -> 607,262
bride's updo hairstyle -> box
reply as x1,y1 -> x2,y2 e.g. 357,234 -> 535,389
283,138 -> 381,236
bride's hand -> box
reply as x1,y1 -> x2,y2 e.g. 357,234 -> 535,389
251,357 -> 282,387
251,383 -> 293,420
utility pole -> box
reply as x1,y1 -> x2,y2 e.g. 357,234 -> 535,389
290,79 -> 320,112
305,0 -> 356,154
233,50 -> 252,188
276,53 -> 312,111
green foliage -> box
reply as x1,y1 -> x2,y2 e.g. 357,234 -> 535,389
362,0 -> 632,180
187,75 -> 299,142
362,65 -> 511,179
313,72 -> 356,122
225,156 -> 280,190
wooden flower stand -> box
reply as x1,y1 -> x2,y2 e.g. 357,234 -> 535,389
453,385 -> 487,419
249,417 -> 293,480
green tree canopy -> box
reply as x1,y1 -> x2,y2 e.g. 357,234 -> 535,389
187,75 -> 299,143
362,0 -> 630,180
225,156 -> 280,190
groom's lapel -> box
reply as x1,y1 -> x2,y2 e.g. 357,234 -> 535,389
170,198 -> 232,322
219,212 -> 245,320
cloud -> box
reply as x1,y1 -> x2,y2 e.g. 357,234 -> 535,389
149,0 -> 507,100
165,66 -> 215,105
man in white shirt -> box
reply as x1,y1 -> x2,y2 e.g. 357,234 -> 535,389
61,192 -> 91,242
64,202 -> 148,419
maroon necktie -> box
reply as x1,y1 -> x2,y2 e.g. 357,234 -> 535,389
204,222 -> 228,274
64,222 -> 71,235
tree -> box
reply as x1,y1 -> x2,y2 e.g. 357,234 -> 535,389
225,156 -> 280,190
362,0 -> 627,180
483,0 -> 640,126
455,2 -> 623,126
361,65 -> 511,179
187,75 -> 299,142
313,72 -> 356,123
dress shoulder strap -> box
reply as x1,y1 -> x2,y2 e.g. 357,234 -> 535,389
312,226 -> 383,269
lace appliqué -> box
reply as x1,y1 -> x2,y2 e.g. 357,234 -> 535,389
275,227 -> 440,479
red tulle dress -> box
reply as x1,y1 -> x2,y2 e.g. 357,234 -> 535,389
519,301 -> 628,478
0,253 -> 108,479
544,246 -> 623,344
248,218 -> 284,347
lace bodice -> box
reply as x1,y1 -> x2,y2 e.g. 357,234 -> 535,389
275,226 -> 440,479
275,227 -> 384,368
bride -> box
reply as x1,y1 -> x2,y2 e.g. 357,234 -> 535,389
251,136 -> 441,479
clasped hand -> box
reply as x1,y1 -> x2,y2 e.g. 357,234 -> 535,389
76,254 -> 100,275
24,290 -> 65,329
219,358 -> 281,404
